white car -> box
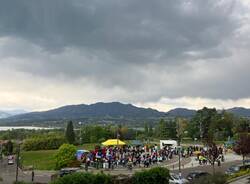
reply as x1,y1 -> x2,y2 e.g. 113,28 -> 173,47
169,173 -> 189,184
8,158 -> 14,165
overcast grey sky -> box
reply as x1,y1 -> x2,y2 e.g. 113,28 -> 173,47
0,0 -> 250,111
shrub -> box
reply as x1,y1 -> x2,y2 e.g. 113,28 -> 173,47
50,172 -> 112,184
54,144 -> 77,169
227,169 -> 250,180
132,167 -> 170,184
23,136 -> 66,151
192,172 -> 227,184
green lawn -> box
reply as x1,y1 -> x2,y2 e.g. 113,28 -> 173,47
21,150 -> 57,170
21,143 -> 97,170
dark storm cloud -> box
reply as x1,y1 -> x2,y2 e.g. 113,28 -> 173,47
0,0 -> 237,57
0,0 -> 249,104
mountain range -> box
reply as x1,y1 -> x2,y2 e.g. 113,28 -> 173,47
0,102 -> 250,125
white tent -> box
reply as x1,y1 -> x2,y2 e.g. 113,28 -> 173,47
160,140 -> 177,149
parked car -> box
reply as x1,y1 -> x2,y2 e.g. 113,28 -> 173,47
7,158 -> 14,165
169,173 -> 189,184
59,167 -> 80,177
225,165 -> 240,175
225,164 -> 250,175
7,155 -> 14,165
186,171 -> 210,181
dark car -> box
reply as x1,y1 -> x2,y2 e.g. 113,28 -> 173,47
225,165 -> 240,175
186,171 -> 210,181
225,164 -> 250,175
59,168 -> 80,177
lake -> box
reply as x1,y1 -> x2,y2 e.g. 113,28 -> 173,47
0,126 -> 53,131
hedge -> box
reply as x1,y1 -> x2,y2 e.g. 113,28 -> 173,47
22,136 -> 66,151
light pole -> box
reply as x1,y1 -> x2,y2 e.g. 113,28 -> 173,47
116,125 -> 119,147
16,142 -> 21,183
199,121 -> 203,144
79,122 -> 83,145
177,118 -> 182,178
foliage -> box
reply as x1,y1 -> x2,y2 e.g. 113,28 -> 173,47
132,167 -> 170,184
192,172 -> 227,184
50,172 -> 112,184
155,119 -> 177,139
227,169 -> 250,180
189,107 -> 218,143
0,129 -> 64,141
65,121 -> 75,144
22,135 -> 66,151
1,140 -> 14,155
55,144 -> 77,169
233,117 -> 250,136
233,133 -> 250,164
176,118 -> 188,140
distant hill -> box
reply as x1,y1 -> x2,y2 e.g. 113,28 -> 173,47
226,107 -> 250,117
166,108 -> 196,117
0,111 -> 11,119
1,103 -> 250,125
2,102 -> 166,123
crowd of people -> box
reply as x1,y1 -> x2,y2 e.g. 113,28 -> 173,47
79,144 -> 213,170
78,143 -> 226,170
195,145 -> 225,166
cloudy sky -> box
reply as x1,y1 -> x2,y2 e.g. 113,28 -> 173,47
0,0 -> 250,112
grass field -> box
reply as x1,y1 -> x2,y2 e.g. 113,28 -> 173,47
21,150 -> 57,170
21,143 -> 97,170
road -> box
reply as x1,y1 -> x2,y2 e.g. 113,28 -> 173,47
0,158 -> 52,184
230,175 -> 250,184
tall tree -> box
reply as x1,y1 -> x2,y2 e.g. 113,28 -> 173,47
65,121 -> 75,144
176,118 -> 188,141
148,124 -> 153,137
188,107 -> 218,143
233,133 -> 250,165
144,123 -> 149,137
156,119 -> 167,139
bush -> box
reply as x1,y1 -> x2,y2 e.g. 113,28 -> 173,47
50,172 -> 112,184
54,144 -> 77,169
23,136 -> 66,151
192,173 -> 227,184
132,167 -> 170,184
227,169 -> 250,180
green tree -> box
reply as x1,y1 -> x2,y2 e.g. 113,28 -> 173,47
5,140 -> 13,155
144,123 -> 149,137
155,119 -> 167,139
55,144 -> 77,169
233,117 -> 250,136
211,111 -> 234,141
233,133 -> 250,165
188,107 -> 218,143
132,167 -> 170,184
148,124 -> 153,137
192,172 -> 226,184
65,121 -> 75,144
50,172 -> 112,184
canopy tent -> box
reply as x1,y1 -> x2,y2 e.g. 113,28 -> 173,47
76,149 -> 89,160
102,139 -> 126,146
130,140 -> 143,146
